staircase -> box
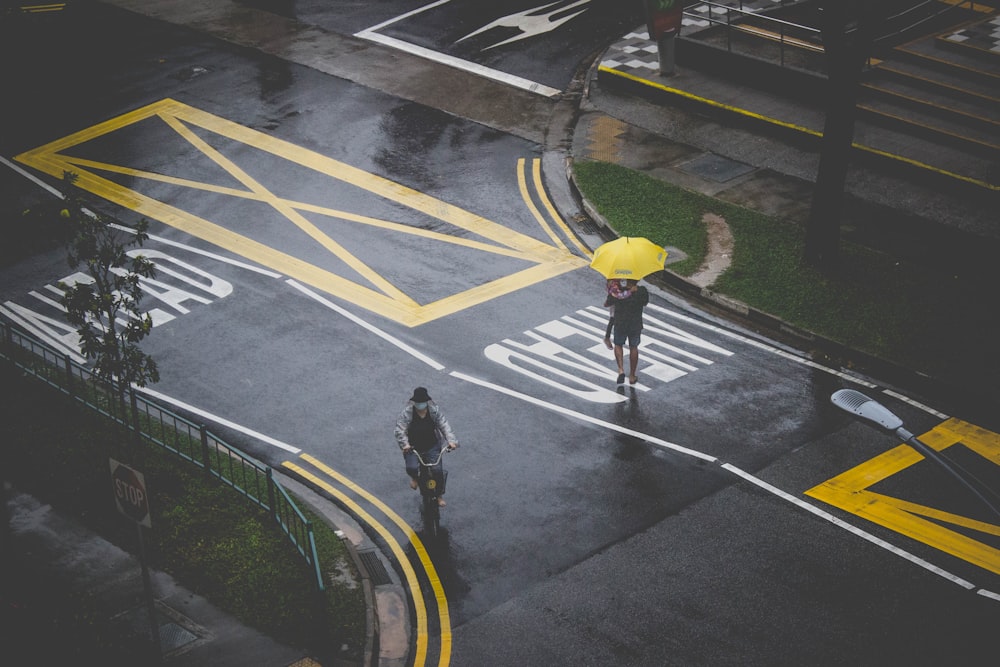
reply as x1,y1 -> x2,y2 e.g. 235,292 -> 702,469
675,0 -> 1000,188
861,11 -> 1000,162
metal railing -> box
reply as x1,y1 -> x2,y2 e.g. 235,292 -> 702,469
873,0 -> 988,46
683,0 -> 823,68
0,320 -> 325,591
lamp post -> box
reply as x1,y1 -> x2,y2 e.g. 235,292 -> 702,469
830,389 -> 1000,522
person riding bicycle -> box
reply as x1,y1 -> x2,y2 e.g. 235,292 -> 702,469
394,387 -> 458,507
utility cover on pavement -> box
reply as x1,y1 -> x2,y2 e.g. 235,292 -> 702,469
678,153 -> 755,183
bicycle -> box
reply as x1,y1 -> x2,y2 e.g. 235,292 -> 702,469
411,445 -> 455,537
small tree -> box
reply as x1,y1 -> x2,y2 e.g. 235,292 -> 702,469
59,173 -> 159,405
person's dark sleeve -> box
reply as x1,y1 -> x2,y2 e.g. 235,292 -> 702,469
639,286 -> 649,306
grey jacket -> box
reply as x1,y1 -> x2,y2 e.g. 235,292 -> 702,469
394,401 -> 457,451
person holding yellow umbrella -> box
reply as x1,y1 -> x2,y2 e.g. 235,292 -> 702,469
589,237 -> 666,385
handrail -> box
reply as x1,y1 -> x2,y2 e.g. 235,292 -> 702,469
873,0 -> 986,45
0,319 -> 325,591
691,0 -> 821,36
683,0 -> 822,68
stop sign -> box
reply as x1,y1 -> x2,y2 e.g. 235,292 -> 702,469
110,459 -> 151,527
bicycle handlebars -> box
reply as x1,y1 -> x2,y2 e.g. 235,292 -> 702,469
409,445 -> 457,467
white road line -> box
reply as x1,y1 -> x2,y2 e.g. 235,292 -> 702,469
2,154 -> 65,197
3,154 -> 282,279
135,386 -> 301,453
355,1 -> 561,99
721,463 -> 977,590
647,304 -> 952,421
883,388 -> 949,420
355,30 -> 561,98
0,304 -> 86,363
286,279 -> 446,371
357,0 -> 453,33
110,224 -> 284,278
450,367 -> 995,600
647,303 -> 881,388
450,370 -> 717,462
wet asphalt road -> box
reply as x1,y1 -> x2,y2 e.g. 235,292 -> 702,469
2,3 -> 999,665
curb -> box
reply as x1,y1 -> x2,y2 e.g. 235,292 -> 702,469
564,158 -> 974,409
275,470 -> 404,667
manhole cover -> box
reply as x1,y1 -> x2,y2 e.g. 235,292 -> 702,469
678,153 -> 755,183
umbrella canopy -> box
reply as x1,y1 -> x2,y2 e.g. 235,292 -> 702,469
589,236 -> 667,280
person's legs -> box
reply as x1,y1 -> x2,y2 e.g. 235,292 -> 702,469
404,449 -> 419,489
613,326 -> 627,383
627,329 -> 641,384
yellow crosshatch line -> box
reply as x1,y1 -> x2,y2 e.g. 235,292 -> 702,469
15,98 -> 589,327
806,418 -> 1000,575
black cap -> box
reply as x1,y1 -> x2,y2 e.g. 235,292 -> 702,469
410,387 -> 431,403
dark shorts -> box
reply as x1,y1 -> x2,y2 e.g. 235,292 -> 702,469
613,324 -> 641,347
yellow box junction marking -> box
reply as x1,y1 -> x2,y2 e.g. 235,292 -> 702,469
806,418 -> 1000,575
16,99 -> 588,327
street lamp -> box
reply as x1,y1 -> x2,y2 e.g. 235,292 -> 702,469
830,389 -> 1000,522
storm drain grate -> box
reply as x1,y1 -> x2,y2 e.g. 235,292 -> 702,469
159,621 -> 198,653
114,603 -> 200,654
358,549 -> 393,586
678,153 -> 755,183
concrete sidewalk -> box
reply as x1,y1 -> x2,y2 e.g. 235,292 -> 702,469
3,483 -> 317,666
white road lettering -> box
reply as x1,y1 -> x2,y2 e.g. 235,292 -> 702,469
132,249 -> 234,299
487,306 -> 736,402
1,249 -> 233,358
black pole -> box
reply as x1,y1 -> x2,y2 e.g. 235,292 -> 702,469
137,522 -> 162,662
901,430 -> 1000,523
805,2 -> 868,270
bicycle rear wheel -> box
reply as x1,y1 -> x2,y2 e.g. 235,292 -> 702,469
423,493 -> 440,537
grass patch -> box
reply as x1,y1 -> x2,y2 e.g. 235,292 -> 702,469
0,366 -> 367,662
574,160 -> 999,391
573,160 -> 708,275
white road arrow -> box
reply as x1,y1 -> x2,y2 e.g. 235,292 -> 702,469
455,0 -> 591,50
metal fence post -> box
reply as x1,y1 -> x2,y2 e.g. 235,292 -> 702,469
64,354 -> 74,396
129,387 -> 142,449
266,467 -> 277,522
0,322 -> 11,373
199,424 -> 212,478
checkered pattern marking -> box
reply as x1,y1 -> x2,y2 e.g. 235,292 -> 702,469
942,15 -> 1000,55
600,0 -> 792,73
684,0 -> 787,29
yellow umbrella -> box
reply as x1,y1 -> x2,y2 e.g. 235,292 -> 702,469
589,236 -> 667,280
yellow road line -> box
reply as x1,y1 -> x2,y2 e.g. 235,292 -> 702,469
518,157 -> 567,252
16,98 -> 590,327
287,453 -> 453,667
57,156 -> 540,261
530,157 -> 593,257
20,3 -> 66,12
158,112 -> 415,304
597,66 -> 1000,191
806,417 -> 1000,575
